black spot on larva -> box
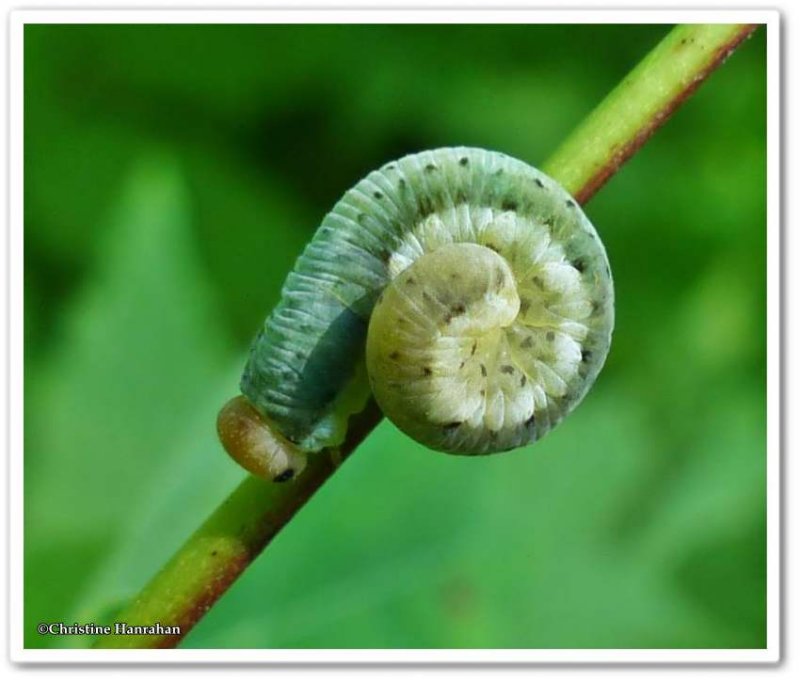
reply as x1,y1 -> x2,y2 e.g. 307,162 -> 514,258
471,341 -> 478,356
520,336 -> 534,349
379,249 -> 391,263
480,364 -> 487,377
423,367 -> 432,376
592,300 -> 601,314
443,313 -> 452,324
519,298 -> 531,314
566,199 -> 576,208
425,163 -> 437,172
520,374 -> 527,387
422,291 -> 435,305
496,270 -> 506,288
500,365 -> 515,374
572,258 -> 586,273
443,421 -> 463,430
543,216 -> 555,228
581,349 -> 592,363
502,199 -> 518,212
406,276 -> 415,286
211,550 -> 218,557
398,178 -> 407,190
493,168 -> 504,177
489,430 -> 499,439
480,389 -> 486,396
417,195 -> 435,218
450,272 -> 459,280
459,360 -> 466,370
376,292 -> 385,305
455,191 -> 468,204
486,242 -> 500,253
451,303 -> 466,316
273,469 -> 295,483
357,213 -> 367,223
546,331 -> 556,342
459,156 -> 469,166
534,178 -> 544,188
525,413 -> 536,428
605,264 -> 611,276
389,350 -> 401,360
386,163 -> 396,170
531,276 -> 543,288
373,191 -> 384,200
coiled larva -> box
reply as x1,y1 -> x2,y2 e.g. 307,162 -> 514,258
218,147 -> 614,481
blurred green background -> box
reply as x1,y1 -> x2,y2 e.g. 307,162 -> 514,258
24,24 -> 766,649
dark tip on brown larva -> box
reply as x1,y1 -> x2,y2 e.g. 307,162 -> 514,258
273,468 -> 295,483
217,395 -> 306,482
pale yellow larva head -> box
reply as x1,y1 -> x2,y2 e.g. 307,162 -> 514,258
217,395 -> 307,482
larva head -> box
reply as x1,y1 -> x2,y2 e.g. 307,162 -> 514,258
217,395 -> 307,482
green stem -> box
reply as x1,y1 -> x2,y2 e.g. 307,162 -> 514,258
93,23 -> 757,649
544,23 -> 757,202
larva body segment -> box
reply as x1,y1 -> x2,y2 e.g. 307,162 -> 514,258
241,147 -> 614,456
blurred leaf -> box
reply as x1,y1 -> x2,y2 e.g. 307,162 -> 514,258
24,154 -> 233,646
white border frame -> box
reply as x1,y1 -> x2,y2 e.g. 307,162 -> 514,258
6,8 -> 781,665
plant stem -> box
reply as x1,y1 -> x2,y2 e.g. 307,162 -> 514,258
93,23 -> 757,649
543,23 -> 757,203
